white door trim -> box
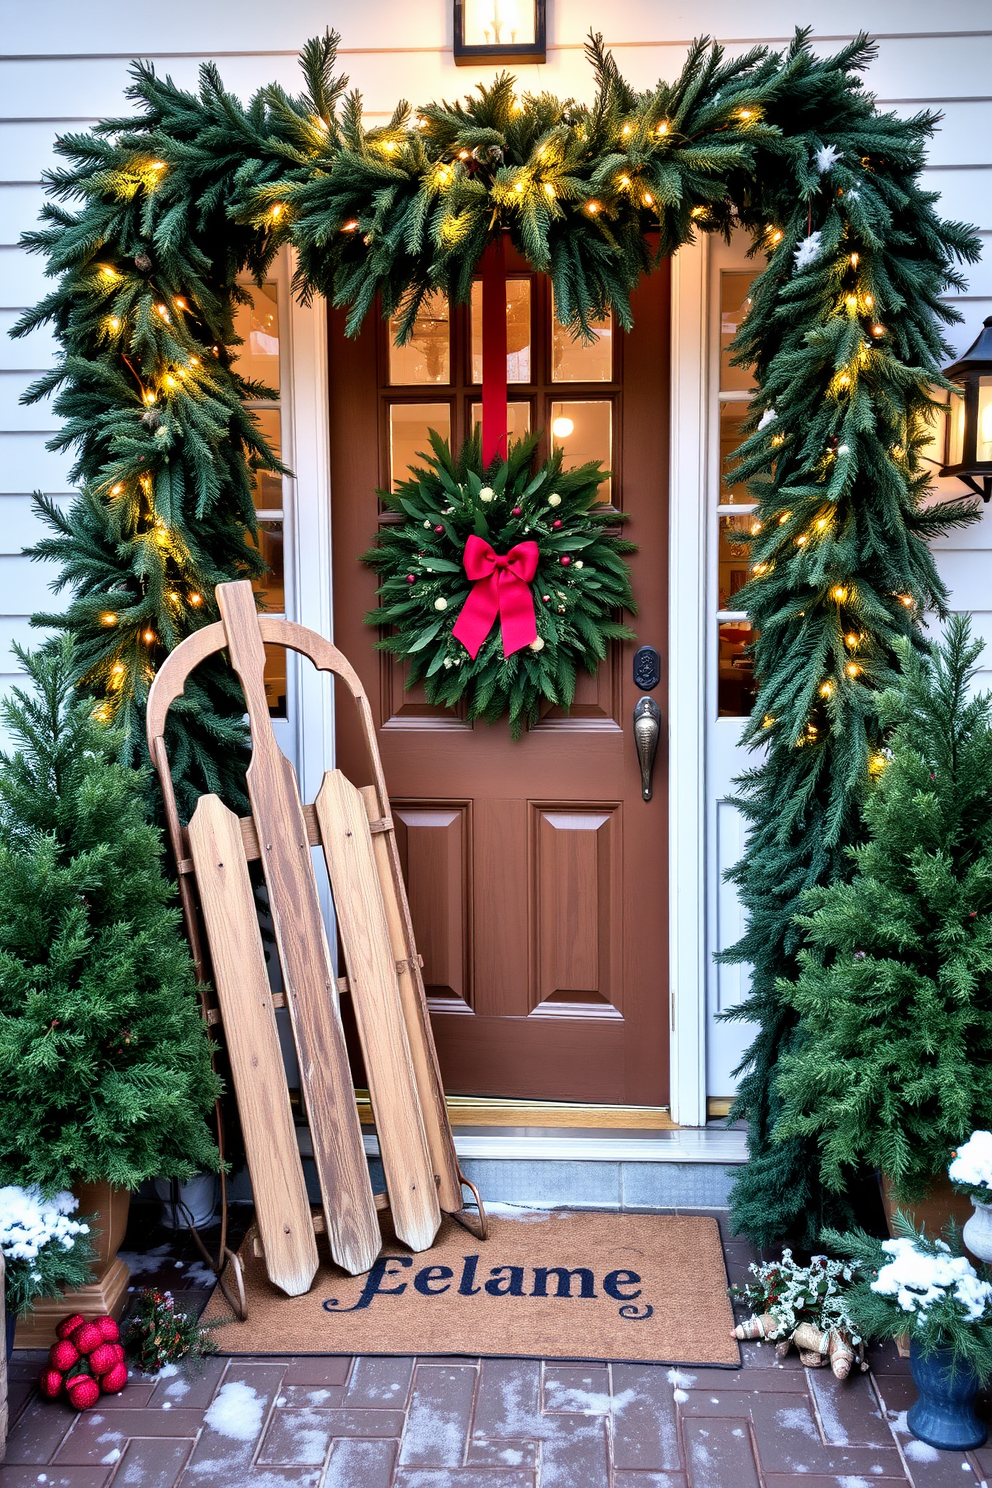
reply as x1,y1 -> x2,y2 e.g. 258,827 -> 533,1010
667,238 -> 710,1128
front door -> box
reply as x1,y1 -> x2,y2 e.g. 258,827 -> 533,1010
329,249 -> 670,1105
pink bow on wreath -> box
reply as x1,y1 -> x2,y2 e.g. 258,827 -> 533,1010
452,534 -> 540,659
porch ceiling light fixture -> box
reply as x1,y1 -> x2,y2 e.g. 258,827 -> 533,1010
942,316 -> 992,501
453,0 -> 546,66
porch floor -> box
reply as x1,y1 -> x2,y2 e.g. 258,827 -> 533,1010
2,1207 -> 987,1488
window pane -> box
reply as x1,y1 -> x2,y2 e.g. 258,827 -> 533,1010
249,519 -> 284,613
232,282 -> 279,392
389,403 -> 451,490
463,0 -> 536,46
719,402 -> 751,503
720,272 -> 755,392
552,303 -> 612,382
388,293 -> 450,385
718,619 -> 756,717
718,513 -> 757,611
262,643 -> 287,719
249,405 -> 282,511
471,279 -> 531,384
470,401 -> 531,446
550,400 -> 612,500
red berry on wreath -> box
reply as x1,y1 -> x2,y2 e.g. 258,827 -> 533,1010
560,556 -> 571,566
39,1368 -> 65,1400
99,1362 -> 128,1394
71,1322 -> 103,1355
57,1313 -> 85,1340
88,1342 -> 119,1376
511,506 -> 522,516
406,574 -> 416,583
552,519 -> 562,529
95,1316 -> 120,1343
66,1374 -> 101,1411
542,595 -> 550,602
49,1339 -> 79,1372
433,524 -> 444,533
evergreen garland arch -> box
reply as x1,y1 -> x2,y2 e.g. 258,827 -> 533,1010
14,27 -> 981,1242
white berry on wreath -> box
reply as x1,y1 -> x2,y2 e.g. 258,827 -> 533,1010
548,493 -> 562,507
529,637 -> 545,652
434,596 -> 448,610
479,487 -> 494,502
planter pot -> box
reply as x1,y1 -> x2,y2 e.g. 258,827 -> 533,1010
153,1173 -> 218,1231
13,1180 -> 130,1349
880,1173 -> 973,1239
963,1200 -> 992,1264
5,1308 -> 14,1362
907,1339 -> 987,1451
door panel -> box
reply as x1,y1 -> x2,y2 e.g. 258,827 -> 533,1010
330,248 -> 670,1104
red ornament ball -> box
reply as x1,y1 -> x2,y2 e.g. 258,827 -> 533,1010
66,1374 -> 101,1411
71,1322 -> 104,1356
511,506 -> 522,516
406,574 -> 416,583
88,1342 -> 119,1377
542,595 -> 550,602
433,524 -> 444,533
56,1314 -> 85,1341
95,1316 -> 120,1344
99,1362 -> 129,1395
49,1339 -> 79,1372
560,556 -> 571,566
39,1368 -> 65,1400
552,519 -> 562,529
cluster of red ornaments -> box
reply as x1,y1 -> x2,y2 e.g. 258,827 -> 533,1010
40,1313 -> 127,1410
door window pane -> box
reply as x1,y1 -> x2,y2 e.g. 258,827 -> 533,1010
262,644 -> 288,718
718,619 -> 756,717
463,0 -> 536,45
249,520 -> 284,613
389,402 -> 451,489
471,401 -> 531,446
720,272 -> 756,392
471,279 -> 531,384
249,405 -> 282,511
719,402 -> 751,503
550,400 -> 612,500
232,282 -> 279,391
388,293 -> 450,384
552,304 -> 612,382
718,513 -> 757,611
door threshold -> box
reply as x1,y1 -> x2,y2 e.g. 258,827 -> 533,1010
353,1091 -> 678,1130
361,1125 -> 747,1164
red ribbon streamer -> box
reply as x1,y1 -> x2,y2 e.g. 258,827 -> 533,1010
480,234 -> 508,466
452,534 -> 539,659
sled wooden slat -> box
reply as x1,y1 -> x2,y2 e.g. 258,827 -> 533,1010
187,794 -> 318,1297
216,583 -> 380,1278
316,770 -> 441,1254
359,787 -> 464,1214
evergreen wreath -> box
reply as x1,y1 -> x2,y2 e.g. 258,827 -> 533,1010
13,26 -> 983,1245
364,432 -> 635,736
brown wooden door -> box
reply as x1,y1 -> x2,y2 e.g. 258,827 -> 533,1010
329,250 -> 669,1105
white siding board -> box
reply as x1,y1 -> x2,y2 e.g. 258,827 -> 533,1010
893,101 -> 992,169
929,549 -> 992,611
0,373 -> 54,431
0,494 -> 69,554
0,311 -> 57,369
919,169 -> 991,231
0,185 -> 46,247
0,122 -> 79,182
0,433 -> 72,491
0,553 -> 65,615
0,248 -> 52,309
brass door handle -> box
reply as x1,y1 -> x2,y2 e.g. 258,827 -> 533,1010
633,696 -> 661,802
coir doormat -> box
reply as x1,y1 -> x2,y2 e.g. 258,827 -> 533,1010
203,1209 -> 740,1366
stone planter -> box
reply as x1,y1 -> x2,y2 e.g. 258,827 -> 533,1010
153,1173 -> 218,1231
908,1339 -> 987,1451
962,1199 -> 992,1264
13,1180 -> 130,1348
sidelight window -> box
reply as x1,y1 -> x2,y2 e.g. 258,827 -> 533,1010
715,270 -> 758,717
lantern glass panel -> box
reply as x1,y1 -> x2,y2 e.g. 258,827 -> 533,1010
979,376 -> 992,463
947,387 -> 966,467
463,0 -> 536,46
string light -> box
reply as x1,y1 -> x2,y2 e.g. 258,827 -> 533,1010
342,219 -> 359,232
107,317 -> 120,331
269,203 -> 285,220
762,714 -> 775,728
110,483 -> 124,495
899,593 -> 914,607
101,613 -> 118,627
845,632 -> 860,648
164,374 -> 177,388
618,176 -> 631,188
737,108 -> 755,121
143,391 -> 157,405
837,373 -> 851,388
846,662 -> 861,677
621,124 -> 632,136
189,592 -> 203,607
868,752 -> 888,777
586,201 -> 601,214
831,586 -> 848,602
865,294 -> 874,308
778,511 -> 791,525
110,663 -> 126,683
149,161 -> 166,172
769,228 -> 782,243
174,297 -> 187,310
189,356 -> 200,367
751,520 -> 762,534
795,534 -> 808,546
142,628 -> 157,644
458,149 -> 470,159
819,681 -> 833,698
657,121 -> 669,135
514,181 -> 524,193
642,192 -> 654,206
845,294 -> 857,310
815,515 -> 830,530
771,433 -> 784,447
691,206 -> 706,218
871,324 -> 886,337
850,252 -> 859,267
543,183 -> 555,198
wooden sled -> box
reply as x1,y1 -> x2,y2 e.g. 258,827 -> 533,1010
146,581 -> 485,1298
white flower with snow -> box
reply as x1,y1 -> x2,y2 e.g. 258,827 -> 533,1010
871,1237 -> 992,1323
815,144 -> 841,174
757,409 -> 777,430
950,1130 -> 992,1194
793,232 -> 823,272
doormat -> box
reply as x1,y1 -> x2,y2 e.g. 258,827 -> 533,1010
203,1209 -> 740,1366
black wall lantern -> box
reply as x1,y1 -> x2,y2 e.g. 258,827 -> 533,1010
453,0 -> 546,66
942,316 -> 992,502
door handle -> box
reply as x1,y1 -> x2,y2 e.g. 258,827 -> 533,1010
633,696 -> 661,802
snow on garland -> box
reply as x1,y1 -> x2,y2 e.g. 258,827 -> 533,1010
363,433 -> 635,736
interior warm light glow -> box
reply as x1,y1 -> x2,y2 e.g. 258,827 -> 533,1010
463,0 -> 533,46
552,416 -> 574,437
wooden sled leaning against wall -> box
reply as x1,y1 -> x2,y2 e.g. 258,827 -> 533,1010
146,579 -> 486,1302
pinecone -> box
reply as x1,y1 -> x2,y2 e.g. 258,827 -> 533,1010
142,409 -> 161,430
134,251 -> 153,273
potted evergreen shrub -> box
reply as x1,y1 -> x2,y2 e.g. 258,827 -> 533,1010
0,640 -> 221,1339
827,1217 -> 992,1450
0,1185 -> 93,1355
772,617 -> 992,1224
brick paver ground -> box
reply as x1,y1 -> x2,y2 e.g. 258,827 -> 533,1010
3,1207 -> 989,1488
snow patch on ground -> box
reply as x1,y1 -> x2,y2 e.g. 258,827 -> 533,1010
550,1386 -> 637,1416
402,1402 -> 466,1464
476,1202 -> 554,1222
667,1368 -> 696,1388
117,1244 -> 174,1276
499,1447 -> 524,1464
904,1438 -> 941,1463
203,1380 -> 264,1442
776,1405 -> 818,1439
836,1477 -> 872,1488
100,1449 -> 121,1465
811,1381 -> 849,1445
157,1363 -> 178,1378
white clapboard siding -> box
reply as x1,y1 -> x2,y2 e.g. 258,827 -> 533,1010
0,372 -> 54,430
0,248 -> 53,309
0,312 -> 57,370
0,494 -> 70,554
